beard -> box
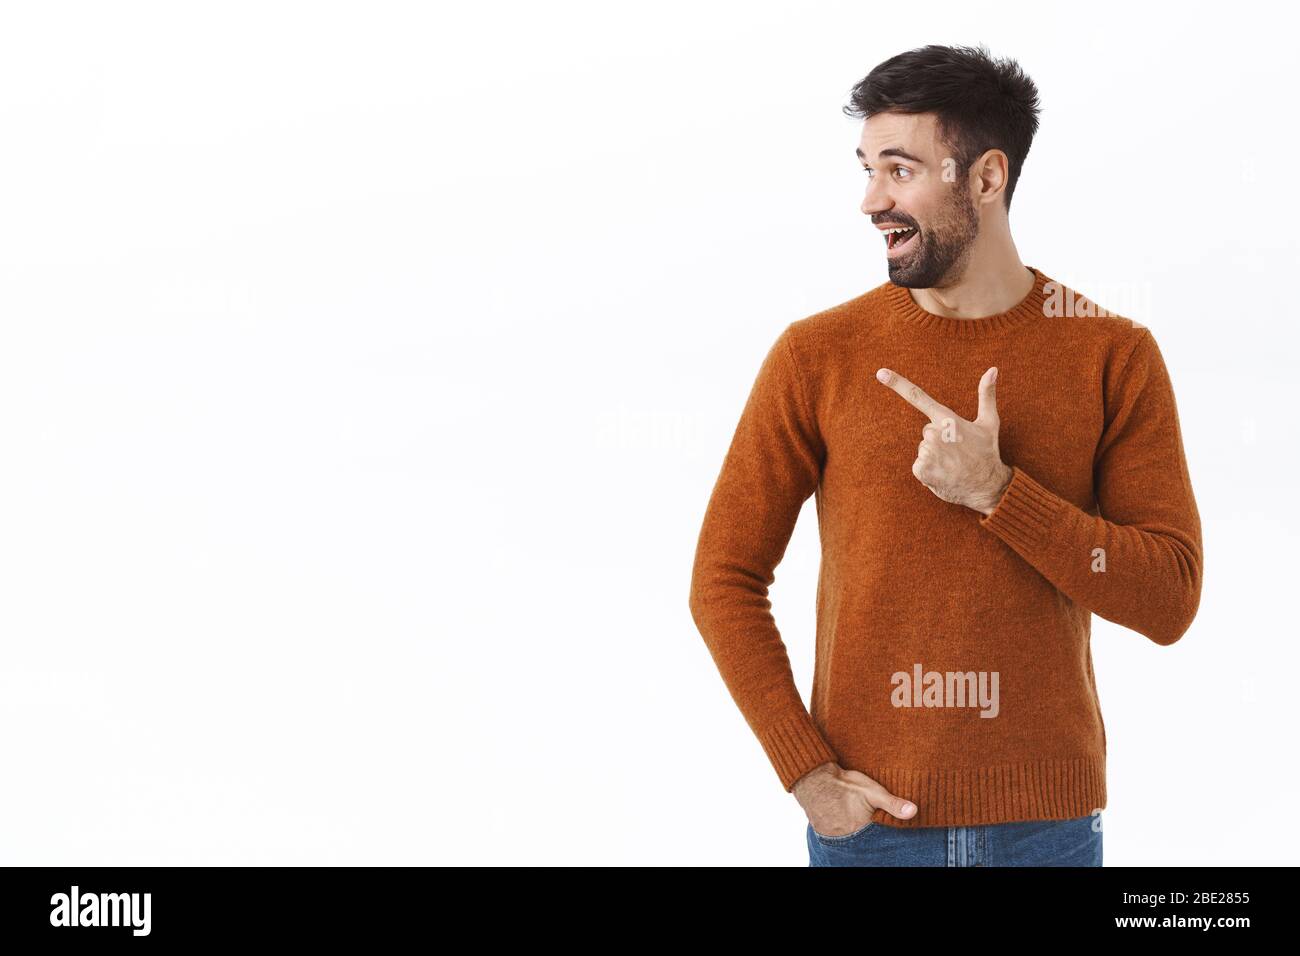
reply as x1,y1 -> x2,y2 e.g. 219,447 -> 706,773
887,184 -> 980,289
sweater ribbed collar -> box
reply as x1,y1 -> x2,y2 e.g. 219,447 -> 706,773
884,265 -> 1051,337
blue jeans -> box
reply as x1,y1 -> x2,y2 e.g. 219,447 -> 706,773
807,812 -> 1102,866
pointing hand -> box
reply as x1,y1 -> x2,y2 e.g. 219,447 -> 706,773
875,366 -> 1013,515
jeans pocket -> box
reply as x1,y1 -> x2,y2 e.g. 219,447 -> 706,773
811,817 -> 877,846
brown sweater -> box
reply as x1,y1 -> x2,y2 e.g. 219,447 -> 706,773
687,265 -> 1203,828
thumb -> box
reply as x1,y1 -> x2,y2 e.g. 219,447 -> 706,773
875,789 -> 919,820
976,366 -> 999,424
841,769 -> 919,819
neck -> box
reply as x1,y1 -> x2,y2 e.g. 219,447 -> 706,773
907,247 -> 1034,319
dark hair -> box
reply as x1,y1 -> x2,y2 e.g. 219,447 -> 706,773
843,44 -> 1041,211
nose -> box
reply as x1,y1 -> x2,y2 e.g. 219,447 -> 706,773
860,175 -> 893,218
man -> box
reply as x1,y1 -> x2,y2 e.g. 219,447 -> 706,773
687,44 -> 1202,867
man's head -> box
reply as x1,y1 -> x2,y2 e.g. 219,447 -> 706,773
844,44 -> 1041,287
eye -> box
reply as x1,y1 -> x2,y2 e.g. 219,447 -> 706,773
862,166 -> 912,180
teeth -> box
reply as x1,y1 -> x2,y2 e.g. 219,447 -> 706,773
885,225 -> 915,249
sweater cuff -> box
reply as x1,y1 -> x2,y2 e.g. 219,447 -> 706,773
756,711 -> 839,792
978,465 -> 1065,553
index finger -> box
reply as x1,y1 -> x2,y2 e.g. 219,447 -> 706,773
875,368 -> 952,423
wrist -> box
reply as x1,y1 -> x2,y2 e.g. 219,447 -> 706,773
791,762 -> 839,802
974,462 -> 1013,516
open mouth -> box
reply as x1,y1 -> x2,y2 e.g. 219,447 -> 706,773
884,226 -> 918,253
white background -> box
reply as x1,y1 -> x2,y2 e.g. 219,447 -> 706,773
0,0 -> 1294,865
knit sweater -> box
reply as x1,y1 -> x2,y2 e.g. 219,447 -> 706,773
687,265 -> 1203,828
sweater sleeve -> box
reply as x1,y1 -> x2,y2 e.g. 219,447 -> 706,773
978,328 -> 1203,646
688,323 -> 839,791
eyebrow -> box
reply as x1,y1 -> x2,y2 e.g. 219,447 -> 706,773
856,146 -> 926,165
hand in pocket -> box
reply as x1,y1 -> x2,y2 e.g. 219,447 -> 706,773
794,765 -> 917,834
